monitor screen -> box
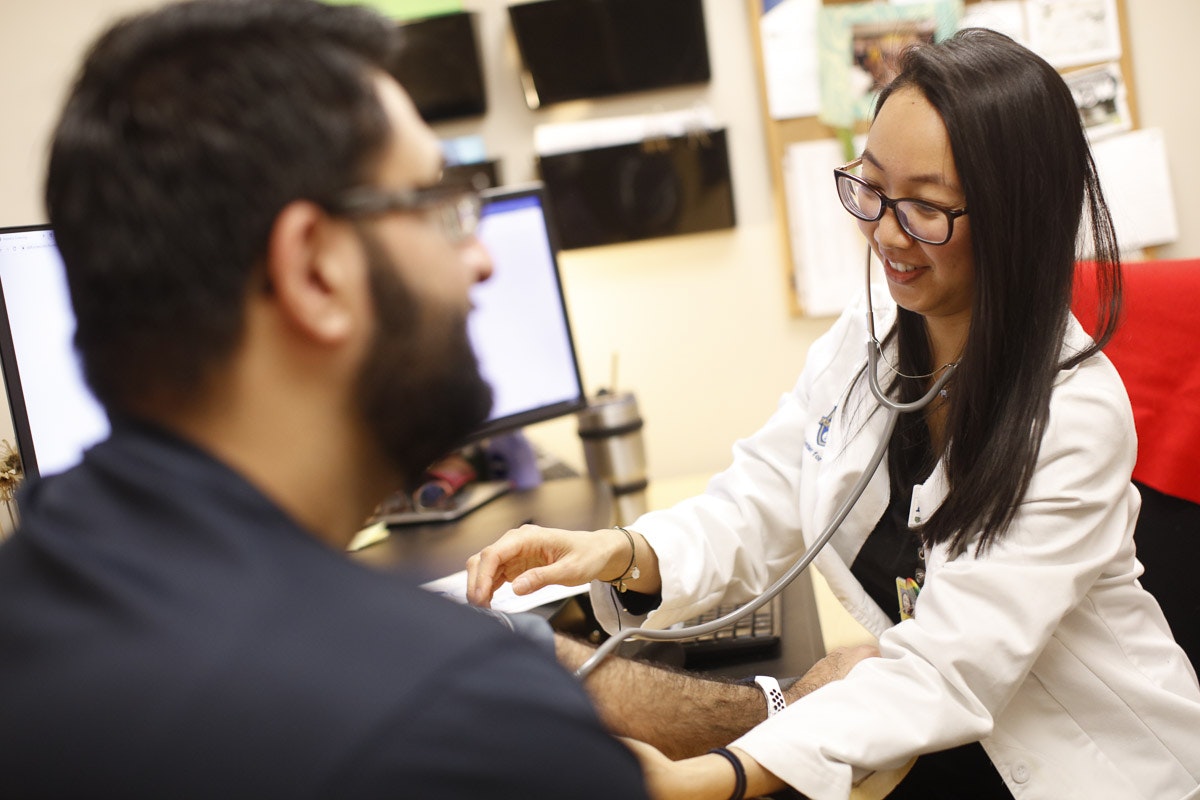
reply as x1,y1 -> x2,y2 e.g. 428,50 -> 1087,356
468,184 -> 585,440
0,185 -> 582,480
507,0 -> 711,108
390,11 -> 487,122
0,226 -> 108,479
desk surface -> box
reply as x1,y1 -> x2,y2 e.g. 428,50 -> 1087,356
353,475 -> 835,678
352,477 -> 613,581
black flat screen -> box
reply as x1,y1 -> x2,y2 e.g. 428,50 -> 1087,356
508,0 -> 711,108
390,12 -> 487,122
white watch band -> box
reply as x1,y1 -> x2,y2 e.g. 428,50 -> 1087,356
753,675 -> 787,718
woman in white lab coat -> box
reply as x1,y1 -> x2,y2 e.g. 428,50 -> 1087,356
468,29 -> 1200,800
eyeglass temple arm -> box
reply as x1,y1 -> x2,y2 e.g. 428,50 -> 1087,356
865,245 -> 878,343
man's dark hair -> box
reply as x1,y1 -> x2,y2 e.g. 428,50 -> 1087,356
45,0 -> 399,411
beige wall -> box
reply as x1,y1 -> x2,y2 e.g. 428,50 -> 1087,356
0,0 -> 1195,484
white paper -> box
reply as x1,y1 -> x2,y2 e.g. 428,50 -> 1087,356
783,138 -> 870,316
422,569 -> 588,614
958,0 -> 1029,45
760,0 -> 821,120
1085,128 -> 1179,254
1025,0 -> 1121,69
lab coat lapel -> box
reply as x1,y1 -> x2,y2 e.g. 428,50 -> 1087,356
809,368 -> 895,635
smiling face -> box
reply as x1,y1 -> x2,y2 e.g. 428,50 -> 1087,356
858,86 -> 975,343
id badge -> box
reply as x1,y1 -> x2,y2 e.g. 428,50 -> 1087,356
896,577 -> 921,621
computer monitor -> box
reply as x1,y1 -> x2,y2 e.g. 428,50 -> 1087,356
0,225 -> 108,480
466,183 -> 586,440
0,184 -> 584,482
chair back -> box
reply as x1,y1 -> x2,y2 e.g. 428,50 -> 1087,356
1073,259 -> 1200,669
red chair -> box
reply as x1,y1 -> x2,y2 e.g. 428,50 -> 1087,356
1074,259 -> 1200,669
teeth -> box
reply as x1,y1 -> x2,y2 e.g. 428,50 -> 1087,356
891,262 -> 918,273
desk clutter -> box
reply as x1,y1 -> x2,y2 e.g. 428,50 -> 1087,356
368,432 -> 551,526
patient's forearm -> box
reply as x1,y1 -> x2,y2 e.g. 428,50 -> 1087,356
556,635 -> 879,760
555,634 -> 765,759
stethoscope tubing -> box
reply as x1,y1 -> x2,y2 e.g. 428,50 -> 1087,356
574,395 -> 899,680
574,248 -> 955,681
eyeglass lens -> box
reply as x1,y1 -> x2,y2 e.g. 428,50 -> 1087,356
435,193 -> 482,243
836,174 -> 953,245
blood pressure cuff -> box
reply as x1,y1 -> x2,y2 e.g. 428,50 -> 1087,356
473,607 -> 557,659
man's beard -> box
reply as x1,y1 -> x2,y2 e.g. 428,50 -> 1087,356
353,232 -> 493,488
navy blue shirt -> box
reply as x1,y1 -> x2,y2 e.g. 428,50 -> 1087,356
0,421 -> 648,799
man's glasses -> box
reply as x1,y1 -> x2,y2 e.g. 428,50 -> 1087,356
833,158 -> 967,246
325,184 -> 483,244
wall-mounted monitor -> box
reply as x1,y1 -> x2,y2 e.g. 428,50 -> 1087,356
390,11 -> 487,122
442,159 -> 501,190
507,0 -> 711,108
537,129 -> 735,250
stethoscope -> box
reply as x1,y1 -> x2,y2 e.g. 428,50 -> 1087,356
575,247 -> 957,680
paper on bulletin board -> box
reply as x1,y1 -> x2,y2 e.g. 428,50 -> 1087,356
957,0 -> 1029,45
320,0 -> 461,21
816,0 -> 963,129
783,137 -> 871,317
1064,62 -> 1132,142
759,0 -> 822,121
1025,0 -> 1121,69
1084,128 -> 1179,255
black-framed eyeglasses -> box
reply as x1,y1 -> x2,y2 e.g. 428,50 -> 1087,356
833,158 -> 967,246
324,184 -> 483,244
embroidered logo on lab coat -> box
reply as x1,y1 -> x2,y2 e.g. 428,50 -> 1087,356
816,408 -> 834,447
804,405 -> 836,462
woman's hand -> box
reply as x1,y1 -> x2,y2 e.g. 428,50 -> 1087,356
620,739 -> 784,800
621,738 -> 708,800
466,524 -> 643,607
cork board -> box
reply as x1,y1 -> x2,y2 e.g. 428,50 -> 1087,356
746,0 -> 1142,316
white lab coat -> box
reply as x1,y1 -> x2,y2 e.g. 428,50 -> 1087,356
593,291 -> 1200,800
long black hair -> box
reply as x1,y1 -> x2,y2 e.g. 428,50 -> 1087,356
879,28 -> 1122,554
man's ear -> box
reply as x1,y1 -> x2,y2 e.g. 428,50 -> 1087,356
264,200 -> 362,344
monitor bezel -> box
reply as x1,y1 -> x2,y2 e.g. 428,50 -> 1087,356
0,223 -> 53,480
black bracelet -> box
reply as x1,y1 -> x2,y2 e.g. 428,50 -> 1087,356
708,747 -> 747,800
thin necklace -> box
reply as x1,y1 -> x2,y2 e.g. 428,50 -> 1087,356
870,338 -> 958,381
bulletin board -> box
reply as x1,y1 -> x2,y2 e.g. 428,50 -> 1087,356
746,0 -> 1144,317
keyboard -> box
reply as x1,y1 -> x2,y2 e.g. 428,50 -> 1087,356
678,595 -> 783,667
